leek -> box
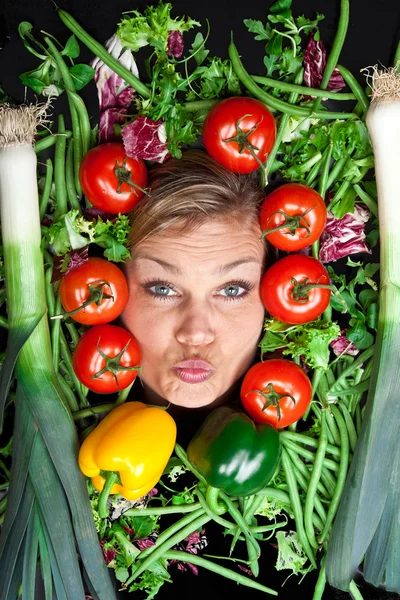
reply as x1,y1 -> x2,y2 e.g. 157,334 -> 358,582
326,66 -> 400,593
0,105 -> 116,598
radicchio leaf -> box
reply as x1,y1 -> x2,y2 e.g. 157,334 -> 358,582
167,30 -> 184,58
91,34 -> 139,142
303,37 -> 345,91
122,116 -> 171,163
319,203 -> 371,263
51,246 -> 89,283
330,330 -> 360,357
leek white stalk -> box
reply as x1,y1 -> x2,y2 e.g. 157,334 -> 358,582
326,67 -> 400,593
0,105 -> 116,598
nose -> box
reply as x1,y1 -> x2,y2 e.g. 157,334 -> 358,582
175,299 -> 216,347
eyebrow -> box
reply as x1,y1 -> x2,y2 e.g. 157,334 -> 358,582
133,254 -> 262,277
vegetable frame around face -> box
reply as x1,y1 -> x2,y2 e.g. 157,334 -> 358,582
187,406 -> 281,497
79,402 -> 177,516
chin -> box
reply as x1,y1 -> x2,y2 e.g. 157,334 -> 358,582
161,379 -> 226,409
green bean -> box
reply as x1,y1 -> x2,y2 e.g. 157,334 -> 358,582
286,152 -> 322,178
115,381 -> 135,406
65,321 -> 81,350
281,449 -> 316,567
394,41 -> 400,70
318,406 -> 350,543
281,438 -> 339,473
57,372 -> 80,413
219,490 -> 261,559
326,156 -> 347,190
255,488 -> 291,505
34,131 -> 72,154
337,65 -> 369,114
280,431 -> 341,458
239,496 -> 259,577
349,580 -> 364,600
124,502 -> 202,518
264,68 -> 304,179
0,316 -> 8,329
196,489 -> 238,530
320,468 -> 337,499
229,39 -> 355,121
305,146 -> 328,188
352,183 -> 378,218
330,380 -> 371,398
44,266 -> 55,318
53,115 -> 67,222
304,410 -> 328,548
65,139 -> 81,211
313,0 -> 350,112
174,443 -> 206,485
182,99 -> 219,112
355,403 -> 362,436
72,403 -> 115,420
327,346 -> 375,395
285,446 -> 331,502
137,507 -> 205,560
59,330 -> 88,407
51,296 -> 62,370
318,143 -> 333,200
126,512 -> 211,585
251,75 -> 356,100
58,9 -> 151,98
312,554 -> 327,600
327,180 -> 351,212
0,496 -> 7,514
164,550 -> 278,595
39,159 -> 54,221
325,409 -> 341,447
45,36 -> 82,194
68,91 -> 91,158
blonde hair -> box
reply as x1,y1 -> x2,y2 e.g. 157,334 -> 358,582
128,150 -> 265,247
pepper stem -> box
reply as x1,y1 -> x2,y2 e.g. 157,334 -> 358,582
206,486 -> 228,516
98,471 -> 119,518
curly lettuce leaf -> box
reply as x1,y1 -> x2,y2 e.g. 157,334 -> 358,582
276,531 -> 314,577
45,210 -> 131,262
117,1 -> 199,54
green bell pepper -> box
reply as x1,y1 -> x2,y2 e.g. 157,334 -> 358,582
187,406 -> 281,497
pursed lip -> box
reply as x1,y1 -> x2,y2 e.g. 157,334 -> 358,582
172,359 -> 216,371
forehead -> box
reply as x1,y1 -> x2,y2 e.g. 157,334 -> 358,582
130,218 -> 266,273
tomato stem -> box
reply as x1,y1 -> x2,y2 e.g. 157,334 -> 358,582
93,337 -> 141,388
53,280 -> 114,320
260,206 -> 316,239
222,114 -> 266,172
246,383 -> 296,422
114,157 -> 148,196
290,277 -> 333,304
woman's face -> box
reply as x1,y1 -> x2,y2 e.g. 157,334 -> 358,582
121,217 -> 266,408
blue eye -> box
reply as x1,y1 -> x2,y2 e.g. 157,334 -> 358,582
152,283 -> 174,296
221,285 -> 244,297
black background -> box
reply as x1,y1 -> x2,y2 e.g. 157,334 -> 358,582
0,0 -> 400,599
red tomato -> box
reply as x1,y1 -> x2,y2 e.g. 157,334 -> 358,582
202,97 -> 276,173
261,255 -> 331,324
59,258 -> 128,325
79,143 -> 148,214
260,183 -> 327,251
72,324 -> 141,394
241,359 -> 312,428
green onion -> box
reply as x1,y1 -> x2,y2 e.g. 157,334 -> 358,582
326,66 -> 400,594
0,104 -> 116,598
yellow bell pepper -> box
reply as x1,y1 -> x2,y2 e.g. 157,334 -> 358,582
78,402 -> 176,516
